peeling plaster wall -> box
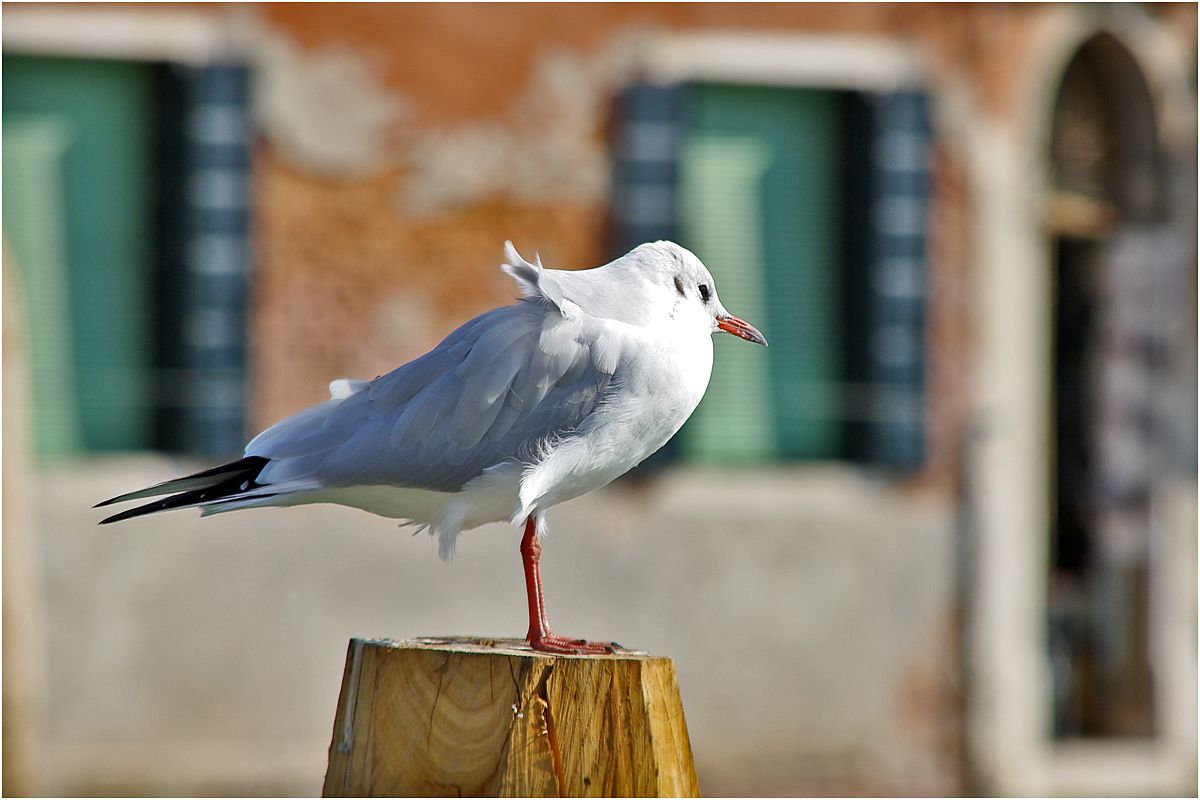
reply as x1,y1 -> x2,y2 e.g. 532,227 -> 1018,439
243,15 -> 407,176
243,12 -> 643,210
241,8 -> 649,213
401,36 -> 643,213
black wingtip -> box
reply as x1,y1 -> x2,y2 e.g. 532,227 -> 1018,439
97,498 -> 177,525
94,456 -> 269,512
94,456 -> 270,523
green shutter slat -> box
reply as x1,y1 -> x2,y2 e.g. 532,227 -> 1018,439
679,84 -> 846,461
3,119 -> 83,459
610,83 -> 687,473
611,84 -> 684,252
760,90 -> 844,459
860,91 -> 930,469
678,135 -> 777,461
168,64 -> 252,458
3,57 -> 156,452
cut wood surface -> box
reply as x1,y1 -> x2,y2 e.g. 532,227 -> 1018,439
323,637 -> 700,797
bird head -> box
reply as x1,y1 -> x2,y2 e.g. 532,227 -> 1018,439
618,241 -> 768,346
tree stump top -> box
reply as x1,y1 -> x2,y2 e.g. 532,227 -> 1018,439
324,637 -> 700,797
373,635 -> 660,660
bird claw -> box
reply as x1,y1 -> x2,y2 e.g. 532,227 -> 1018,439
529,634 -> 621,655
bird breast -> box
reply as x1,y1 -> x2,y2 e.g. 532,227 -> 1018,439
519,328 -> 713,514
597,325 -> 714,456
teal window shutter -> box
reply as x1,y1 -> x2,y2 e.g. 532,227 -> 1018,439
158,63 -> 252,458
2,119 -> 82,459
677,135 -> 776,459
678,84 -> 847,462
3,57 -> 157,456
611,84 -> 684,251
3,57 -> 251,459
610,83 -> 686,471
854,91 -> 931,469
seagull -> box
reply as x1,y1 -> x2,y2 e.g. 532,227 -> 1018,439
97,241 -> 766,654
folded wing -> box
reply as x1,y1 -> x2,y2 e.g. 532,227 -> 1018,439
247,297 -> 621,493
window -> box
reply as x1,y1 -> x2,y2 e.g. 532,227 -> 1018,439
611,81 -> 931,470
1046,34 -> 1184,740
3,56 -> 251,460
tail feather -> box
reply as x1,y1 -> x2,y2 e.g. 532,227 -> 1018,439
94,456 -> 269,508
97,456 -> 270,524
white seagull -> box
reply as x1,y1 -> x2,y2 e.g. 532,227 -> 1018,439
98,241 -> 766,653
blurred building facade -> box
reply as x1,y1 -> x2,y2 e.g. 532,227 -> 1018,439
3,3 -> 1196,796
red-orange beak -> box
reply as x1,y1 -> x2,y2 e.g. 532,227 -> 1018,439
716,314 -> 768,346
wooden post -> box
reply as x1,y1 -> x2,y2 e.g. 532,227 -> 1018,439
323,637 -> 700,797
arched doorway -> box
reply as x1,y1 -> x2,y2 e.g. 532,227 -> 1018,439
1044,32 -> 1180,739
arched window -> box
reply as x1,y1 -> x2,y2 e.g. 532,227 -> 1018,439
1046,32 -> 1185,740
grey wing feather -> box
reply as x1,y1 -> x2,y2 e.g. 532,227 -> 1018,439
247,300 -> 615,493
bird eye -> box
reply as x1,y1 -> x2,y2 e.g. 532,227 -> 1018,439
674,276 -> 686,296
698,284 -> 711,302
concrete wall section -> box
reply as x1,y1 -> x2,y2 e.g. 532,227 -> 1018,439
35,458 -> 954,796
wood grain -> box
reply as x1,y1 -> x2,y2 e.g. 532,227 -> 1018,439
323,637 -> 700,797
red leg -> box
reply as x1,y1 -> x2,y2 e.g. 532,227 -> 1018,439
520,516 -> 618,655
